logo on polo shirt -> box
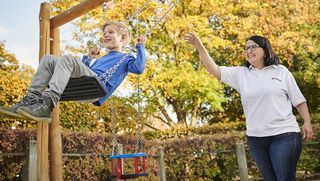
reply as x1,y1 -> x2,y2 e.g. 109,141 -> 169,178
271,77 -> 282,82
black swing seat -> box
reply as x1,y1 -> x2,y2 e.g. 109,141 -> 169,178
60,76 -> 106,101
0,76 -> 106,120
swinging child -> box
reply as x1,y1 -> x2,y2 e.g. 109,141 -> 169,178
0,21 -> 147,123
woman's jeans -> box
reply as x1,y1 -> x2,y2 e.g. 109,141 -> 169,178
247,132 -> 302,181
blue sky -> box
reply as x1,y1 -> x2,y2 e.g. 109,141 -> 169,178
0,0 -> 72,69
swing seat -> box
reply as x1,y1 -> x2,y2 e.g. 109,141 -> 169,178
60,76 -> 106,101
110,153 -> 148,180
0,76 -> 105,120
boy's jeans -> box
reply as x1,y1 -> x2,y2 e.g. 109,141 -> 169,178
247,132 -> 302,181
28,55 -> 98,106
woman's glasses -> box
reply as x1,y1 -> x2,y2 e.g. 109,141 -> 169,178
244,45 -> 260,53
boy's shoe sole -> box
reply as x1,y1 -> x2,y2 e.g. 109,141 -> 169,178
16,108 -> 51,123
0,106 -> 31,120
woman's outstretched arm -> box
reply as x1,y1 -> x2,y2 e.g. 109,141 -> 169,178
184,32 -> 221,80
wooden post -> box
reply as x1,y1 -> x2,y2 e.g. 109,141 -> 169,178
235,141 -> 248,181
38,2 -> 50,181
28,140 -> 37,181
23,140 -> 37,181
157,147 -> 166,181
49,27 -> 63,181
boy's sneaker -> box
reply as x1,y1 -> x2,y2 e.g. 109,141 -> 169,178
0,91 -> 42,119
17,96 -> 54,123
8,91 -> 42,113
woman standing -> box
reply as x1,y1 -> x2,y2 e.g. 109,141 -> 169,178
185,33 -> 313,181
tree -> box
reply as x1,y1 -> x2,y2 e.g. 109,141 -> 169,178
0,41 -> 19,71
0,41 -> 35,128
50,0 -> 320,129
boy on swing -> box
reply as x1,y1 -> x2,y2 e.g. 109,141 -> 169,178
1,21 -> 147,123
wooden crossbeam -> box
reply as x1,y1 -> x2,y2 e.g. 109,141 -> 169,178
50,0 -> 112,28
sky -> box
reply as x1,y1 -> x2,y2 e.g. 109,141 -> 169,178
0,0 -> 71,69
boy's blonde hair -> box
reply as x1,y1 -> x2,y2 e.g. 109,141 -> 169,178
102,21 -> 131,47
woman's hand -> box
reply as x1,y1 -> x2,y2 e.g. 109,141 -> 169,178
302,121 -> 314,142
296,102 -> 314,142
184,32 -> 203,49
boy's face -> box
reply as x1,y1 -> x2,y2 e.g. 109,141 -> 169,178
103,24 -> 124,51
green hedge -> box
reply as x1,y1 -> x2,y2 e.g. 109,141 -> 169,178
0,127 -> 319,180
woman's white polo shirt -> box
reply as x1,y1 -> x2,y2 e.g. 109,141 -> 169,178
220,65 -> 305,137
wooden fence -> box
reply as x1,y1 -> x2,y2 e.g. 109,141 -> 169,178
1,140 -> 319,181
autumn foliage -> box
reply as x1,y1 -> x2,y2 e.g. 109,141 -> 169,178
0,0 -> 319,180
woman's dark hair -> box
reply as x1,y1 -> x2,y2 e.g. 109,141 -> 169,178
245,35 -> 279,67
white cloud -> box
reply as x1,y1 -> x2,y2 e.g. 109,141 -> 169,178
0,26 -> 9,35
10,43 -> 38,69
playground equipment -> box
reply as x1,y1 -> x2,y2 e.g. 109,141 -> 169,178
110,153 -> 148,179
108,59 -> 148,179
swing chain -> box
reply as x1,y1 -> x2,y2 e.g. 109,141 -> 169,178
146,0 -> 180,37
130,0 -> 144,154
101,0 -> 180,40
134,0 -> 140,34
102,2 -> 108,12
128,0 -> 153,23
110,100 -> 118,156
102,2 -> 110,22
135,74 -> 143,153
99,53 -> 130,85
106,0 -> 181,155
